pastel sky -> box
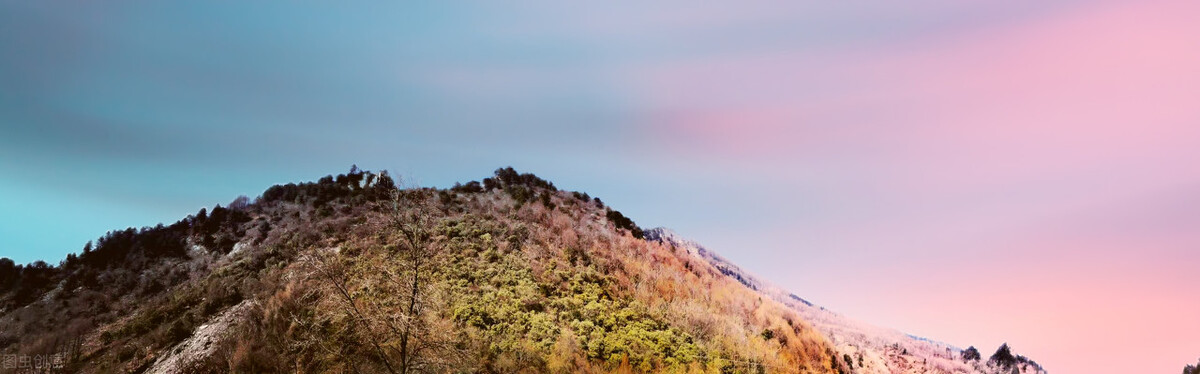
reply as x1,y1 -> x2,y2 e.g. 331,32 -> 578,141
2,1 -> 1198,372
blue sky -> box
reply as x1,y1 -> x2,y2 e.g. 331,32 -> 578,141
0,1 -> 1078,264
2,2 -> 1199,372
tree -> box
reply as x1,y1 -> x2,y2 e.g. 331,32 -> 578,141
490,167 -> 556,191
0,257 -> 16,290
345,165 -> 365,188
302,182 -> 461,374
376,171 -> 396,191
605,209 -> 644,239
451,181 -> 483,194
302,245 -> 399,373
989,343 -> 1016,368
386,186 -> 457,373
229,195 -> 251,211
962,346 -> 981,361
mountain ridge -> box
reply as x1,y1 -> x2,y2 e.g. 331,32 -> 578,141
1,167 -> 1044,373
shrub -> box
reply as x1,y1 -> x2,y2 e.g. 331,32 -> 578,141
483,177 -> 500,191
492,167 -> 556,191
761,329 -> 774,340
506,185 -> 534,207
165,319 -> 192,344
439,190 -> 456,205
452,181 -> 484,193
605,209 -> 644,239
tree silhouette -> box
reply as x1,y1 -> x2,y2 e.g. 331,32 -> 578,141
962,346 -> 981,361
1184,358 -> 1200,374
989,343 -> 1016,368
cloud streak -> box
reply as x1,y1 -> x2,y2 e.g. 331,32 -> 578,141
1,1 -> 1197,372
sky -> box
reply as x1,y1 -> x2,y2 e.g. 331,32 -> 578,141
2,1 -> 1198,372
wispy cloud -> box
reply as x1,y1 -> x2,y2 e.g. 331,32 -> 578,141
1,1 -> 1197,372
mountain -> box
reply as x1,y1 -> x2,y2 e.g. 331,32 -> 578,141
0,167 -> 1043,373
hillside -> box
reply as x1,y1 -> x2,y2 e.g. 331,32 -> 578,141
0,167 -> 1042,373
645,228 -> 1046,374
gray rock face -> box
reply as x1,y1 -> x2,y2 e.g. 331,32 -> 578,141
145,300 -> 255,374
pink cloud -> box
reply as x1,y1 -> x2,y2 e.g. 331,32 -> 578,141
627,1 -> 1200,373
635,1 -> 1200,164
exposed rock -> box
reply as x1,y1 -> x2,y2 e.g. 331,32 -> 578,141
145,300 -> 254,374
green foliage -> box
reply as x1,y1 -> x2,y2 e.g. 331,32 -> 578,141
564,246 -> 591,266
437,217 -> 706,371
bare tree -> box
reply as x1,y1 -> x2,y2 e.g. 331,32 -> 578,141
301,179 -> 464,373
301,248 -> 400,374
385,186 -> 458,373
